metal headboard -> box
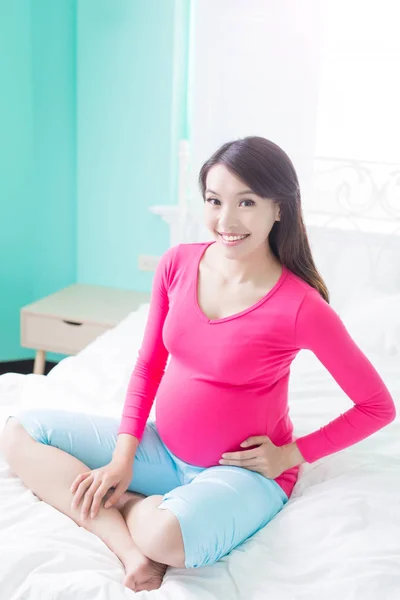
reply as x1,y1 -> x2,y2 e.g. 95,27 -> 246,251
151,155 -> 400,311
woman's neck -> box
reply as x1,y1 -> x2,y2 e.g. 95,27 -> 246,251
207,241 -> 281,286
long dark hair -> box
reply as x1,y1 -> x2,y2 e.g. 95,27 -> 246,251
199,136 -> 329,303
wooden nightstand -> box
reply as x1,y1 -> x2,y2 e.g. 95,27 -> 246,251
20,284 -> 151,375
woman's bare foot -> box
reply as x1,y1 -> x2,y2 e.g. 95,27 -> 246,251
122,546 -> 168,592
114,491 -> 168,591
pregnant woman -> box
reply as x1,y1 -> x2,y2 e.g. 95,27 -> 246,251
1,137 -> 396,593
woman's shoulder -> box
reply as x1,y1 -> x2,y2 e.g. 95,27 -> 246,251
283,265 -> 321,299
157,242 -> 209,283
160,241 -> 209,265
283,268 -> 339,331
277,266 -> 330,328
178,241 -> 211,255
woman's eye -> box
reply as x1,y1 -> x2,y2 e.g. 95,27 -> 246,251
206,197 -> 221,206
205,198 -> 255,207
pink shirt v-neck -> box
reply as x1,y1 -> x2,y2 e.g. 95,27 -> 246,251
119,242 -> 396,499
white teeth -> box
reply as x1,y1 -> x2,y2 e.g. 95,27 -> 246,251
221,234 -> 248,241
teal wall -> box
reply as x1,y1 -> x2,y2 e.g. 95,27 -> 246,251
0,0 -> 76,363
76,0 -> 190,291
0,0 -> 190,363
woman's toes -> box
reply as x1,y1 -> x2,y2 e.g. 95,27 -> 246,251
123,554 -> 167,592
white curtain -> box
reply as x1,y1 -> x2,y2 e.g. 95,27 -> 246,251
170,0 -> 400,309
187,0 -> 323,209
186,0 -> 400,234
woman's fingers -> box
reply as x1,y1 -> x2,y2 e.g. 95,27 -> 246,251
104,480 -> 128,509
71,474 -> 93,510
89,482 -> 111,519
80,478 -> 102,519
70,471 -> 91,494
219,457 -> 260,467
221,448 -> 260,460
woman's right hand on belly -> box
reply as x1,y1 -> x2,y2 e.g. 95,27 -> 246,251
70,458 -> 133,520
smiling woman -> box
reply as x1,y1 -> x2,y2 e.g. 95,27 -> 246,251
2,136 -> 396,595
199,136 -> 329,300
203,165 -> 279,255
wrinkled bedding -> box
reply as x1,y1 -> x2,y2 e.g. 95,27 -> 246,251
1,304 -> 399,600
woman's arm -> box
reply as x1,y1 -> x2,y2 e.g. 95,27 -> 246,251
116,245 -> 178,461
292,290 -> 396,464
112,433 -> 140,466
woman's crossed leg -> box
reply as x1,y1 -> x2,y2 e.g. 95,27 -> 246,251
0,409 -> 288,591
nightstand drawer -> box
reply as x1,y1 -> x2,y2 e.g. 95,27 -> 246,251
21,313 -> 110,355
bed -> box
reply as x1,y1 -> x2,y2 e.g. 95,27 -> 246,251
1,211 -> 400,599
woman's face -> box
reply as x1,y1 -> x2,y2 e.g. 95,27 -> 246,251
204,164 -> 280,257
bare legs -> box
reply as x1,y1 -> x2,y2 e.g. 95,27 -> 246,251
116,491 -> 186,590
0,418 -> 185,592
118,491 -> 185,565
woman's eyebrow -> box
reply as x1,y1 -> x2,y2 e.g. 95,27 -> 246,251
205,188 -> 255,196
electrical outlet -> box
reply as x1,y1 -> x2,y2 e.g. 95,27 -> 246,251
138,254 -> 160,271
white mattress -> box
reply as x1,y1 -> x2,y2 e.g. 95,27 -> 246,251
1,304 -> 399,600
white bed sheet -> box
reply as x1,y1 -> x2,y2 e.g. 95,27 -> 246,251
1,304 -> 399,600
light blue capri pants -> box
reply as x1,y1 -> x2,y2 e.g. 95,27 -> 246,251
11,408 -> 288,569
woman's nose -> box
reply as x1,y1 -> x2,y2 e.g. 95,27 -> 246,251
219,205 -> 239,226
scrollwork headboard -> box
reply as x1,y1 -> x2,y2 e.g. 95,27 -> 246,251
151,155 -> 400,312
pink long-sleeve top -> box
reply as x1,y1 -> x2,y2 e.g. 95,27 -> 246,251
118,241 -> 396,499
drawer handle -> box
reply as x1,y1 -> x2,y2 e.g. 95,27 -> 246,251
62,320 -> 83,327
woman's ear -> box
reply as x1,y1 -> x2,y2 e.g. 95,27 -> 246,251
275,207 -> 281,222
